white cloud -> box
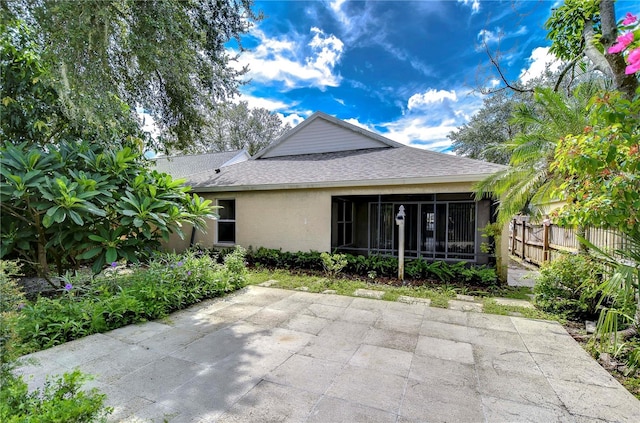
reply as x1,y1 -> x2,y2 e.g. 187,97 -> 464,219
329,0 -> 351,27
232,93 -> 291,112
477,28 -> 501,45
519,46 -> 562,84
344,117 -> 375,131
232,27 -> 344,90
458,0 -> 480,14
408,89 -> 458,110
278,112 -> 307,128
372,89 -> 484,152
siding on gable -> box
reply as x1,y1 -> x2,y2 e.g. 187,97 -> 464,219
261,119 -> 390,158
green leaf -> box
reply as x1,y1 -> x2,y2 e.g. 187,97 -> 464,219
78,246 -> 103,259
68,209 -> 84,225
42,213 -> 54,228
105,247 -> 117,263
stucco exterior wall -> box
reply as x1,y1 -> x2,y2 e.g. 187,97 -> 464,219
163,181 -> 484,253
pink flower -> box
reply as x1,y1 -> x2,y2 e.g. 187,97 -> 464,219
623,12 -> 638,26
608,32 -> 635,54
626,48 -> 640,74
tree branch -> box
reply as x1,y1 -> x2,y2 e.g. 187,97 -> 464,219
553,56 -> 583,93
483,41 -> 534,94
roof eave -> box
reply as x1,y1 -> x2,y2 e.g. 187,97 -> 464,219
190,173 -> 491,193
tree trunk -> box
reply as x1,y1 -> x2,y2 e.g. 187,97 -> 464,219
599,0 -> 639,99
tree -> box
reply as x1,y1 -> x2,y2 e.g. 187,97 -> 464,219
475,84 -> 599,224
552,90 -> 640,350
546,0 -> 638,98
449,90 -> 529,165
0,20 -> 216,280
1,0 -> 262,152
188,101 -> 291,156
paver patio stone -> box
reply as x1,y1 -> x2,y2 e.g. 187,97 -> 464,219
216,380 -> 320,423
550,378 -> 640,422
136,327 -> 206,354
111,356 -> 206,402
353,288 -> 385,299
476,366 -> 564,409
302,302 -> 347,320
264,353 -> 343,394
448,298 -> 484,312
399,377 -> 484,423
280,313 -> 331,335
374,308 -> 423,334
348,344 -> 413,377
338,306 -> 380,325
473,344 -> 542,377
481,395 -> 575,423
466,311 -> 518,332
494,297 -> 536,308
419,319 -> 471,342
307,396 -> 397,423
531,351 -> 622,388
415,335 -> 475,364
15,285 -> 640,422
408,355 -> 477,389
325,365 -> 407,413
362,327 -> 419,352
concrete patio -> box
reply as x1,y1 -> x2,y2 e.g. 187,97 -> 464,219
17,286 -> 640,422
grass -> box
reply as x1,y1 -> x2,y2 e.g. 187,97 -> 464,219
482,298 -> 566,323
246,269 -> 457,307
246,268 -> 530,311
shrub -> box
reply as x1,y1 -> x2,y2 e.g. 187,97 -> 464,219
14,247 -> 248,354
0,260 -> 111,422
320,252 -> 348,277
0,369 -> 111,422
244,247 -> 498,285
534,253 -> 605,320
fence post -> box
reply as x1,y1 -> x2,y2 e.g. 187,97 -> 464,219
521,219 -> 526,260
511,218 -> 516,255
542,216 -> 551,263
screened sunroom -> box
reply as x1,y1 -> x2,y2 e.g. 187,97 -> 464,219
331,193 -> 495,264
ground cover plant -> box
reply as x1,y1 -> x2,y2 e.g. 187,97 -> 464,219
0,261 -> 111,422
0,247 -> 247,420
242,247 -> 499,288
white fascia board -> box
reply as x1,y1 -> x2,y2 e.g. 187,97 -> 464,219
191,173 -> 490,193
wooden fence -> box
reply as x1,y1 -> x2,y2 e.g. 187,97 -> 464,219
509,216 -> 627,266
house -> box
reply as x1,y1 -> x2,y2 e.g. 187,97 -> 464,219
161,112 -> 507,269
154,150 -> 250,179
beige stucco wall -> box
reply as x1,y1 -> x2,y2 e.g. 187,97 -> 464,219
163,181 -> 487,254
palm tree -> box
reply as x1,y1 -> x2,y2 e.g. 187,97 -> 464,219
475,83 -> 601,225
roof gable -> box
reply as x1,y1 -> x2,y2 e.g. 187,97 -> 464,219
254,111 -> 403,159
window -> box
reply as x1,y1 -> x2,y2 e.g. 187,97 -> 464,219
336,201 -> 353,247
216,199 -> 236,244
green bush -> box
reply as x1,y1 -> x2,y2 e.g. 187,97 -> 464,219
534,253 -> 605,320
14,247 -> 248,354
1,260 -> 111,422
0,369 -> 111,422
244,247 -> 498,285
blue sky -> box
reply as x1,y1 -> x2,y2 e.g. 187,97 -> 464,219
227,0 -> 636,153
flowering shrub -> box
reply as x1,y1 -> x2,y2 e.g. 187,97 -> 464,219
12,247 -> 247,354
0,261 -> 111,422
608,12 -> 640,74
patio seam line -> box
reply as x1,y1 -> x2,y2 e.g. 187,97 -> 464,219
510,318 -> 575,417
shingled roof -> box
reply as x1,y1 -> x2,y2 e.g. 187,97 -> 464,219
186,146 -> 505,192
154,150 -> 249,180
164,112 -> 505,192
